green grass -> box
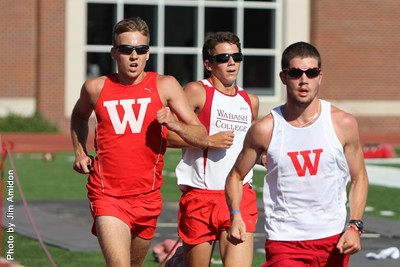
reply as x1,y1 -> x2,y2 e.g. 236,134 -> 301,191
1,230 -> 105,267
0,230 -> 265,267
1,149 -> 399,266
364,185 -> 400,220
5,153 -> 87,201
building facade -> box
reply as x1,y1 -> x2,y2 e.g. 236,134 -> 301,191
1,0 -> 399,143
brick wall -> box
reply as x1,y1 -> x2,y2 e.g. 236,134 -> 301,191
311,0 -> 400,100
36,0 -> 66,129
311,0 -> 400,137
1,0 -> 36,98
1,0 -> 66,130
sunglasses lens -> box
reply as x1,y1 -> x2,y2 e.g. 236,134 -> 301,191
231,53 -> 243,62
214,54 -> 230,63
213,53 -> 243,63
305,68 -> 320,78
134,45 -> 150,55
117,46 -> 134,55
287,69 -> 303,78
116,45 -> 149,55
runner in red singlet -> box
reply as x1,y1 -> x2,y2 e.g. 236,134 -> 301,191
70,17 -> 208,267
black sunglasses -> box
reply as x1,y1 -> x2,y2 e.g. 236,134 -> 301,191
283,68 -> 321,79
115,45 -> 150,55
212,53 -> 243,63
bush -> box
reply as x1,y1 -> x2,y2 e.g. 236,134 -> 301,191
0,113 -> 58,132
395,147 -> 400,157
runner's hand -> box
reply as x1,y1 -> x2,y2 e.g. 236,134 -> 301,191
227,213 -> 246,244
157,107 -> 178,131
336,229 -> 361,254
207,130 -> 235,149
73,155 -> 94,174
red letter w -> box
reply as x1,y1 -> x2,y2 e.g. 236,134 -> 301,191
287,149 -> 323,176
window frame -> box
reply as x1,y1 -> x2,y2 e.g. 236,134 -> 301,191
85,0 -> 282,96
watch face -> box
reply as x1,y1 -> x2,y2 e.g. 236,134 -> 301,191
350,220 -> 363,231
357,220 -> 364,230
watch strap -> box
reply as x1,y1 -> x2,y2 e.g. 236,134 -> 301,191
348,219 -> 364,232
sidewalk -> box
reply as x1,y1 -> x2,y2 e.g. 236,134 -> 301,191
365,164 -> 400,189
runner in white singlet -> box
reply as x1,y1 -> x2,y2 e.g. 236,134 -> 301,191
167,32 -> 259,267
225,42 -> 369,267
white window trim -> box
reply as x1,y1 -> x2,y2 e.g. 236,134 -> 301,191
65,0 -> 86,117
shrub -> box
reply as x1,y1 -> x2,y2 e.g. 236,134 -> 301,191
0,113 -> 58,132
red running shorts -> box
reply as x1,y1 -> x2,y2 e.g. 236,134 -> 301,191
178,183 -> 258,245
263,234 -> 350,267
88,189 -> 162,239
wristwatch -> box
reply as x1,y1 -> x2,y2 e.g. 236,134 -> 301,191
348,219 -> 364,232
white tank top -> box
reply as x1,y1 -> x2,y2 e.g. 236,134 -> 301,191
175,79 -> 254,190
264,100 -> 350,241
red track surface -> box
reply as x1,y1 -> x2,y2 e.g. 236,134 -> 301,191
0,133 -> 94,153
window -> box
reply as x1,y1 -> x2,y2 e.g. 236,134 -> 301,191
85,0 -> 281,96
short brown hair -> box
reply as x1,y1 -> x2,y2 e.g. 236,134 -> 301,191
112,17 -> 150,47
281,41 -> 321,70
202,32 -> 241,61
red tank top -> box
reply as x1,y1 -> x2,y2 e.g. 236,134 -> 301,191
87,72 -> 167,196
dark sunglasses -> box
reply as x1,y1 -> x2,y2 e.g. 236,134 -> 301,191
115,45 -> 150,55
212,53 -> 243,63
283,68 -> 321,79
